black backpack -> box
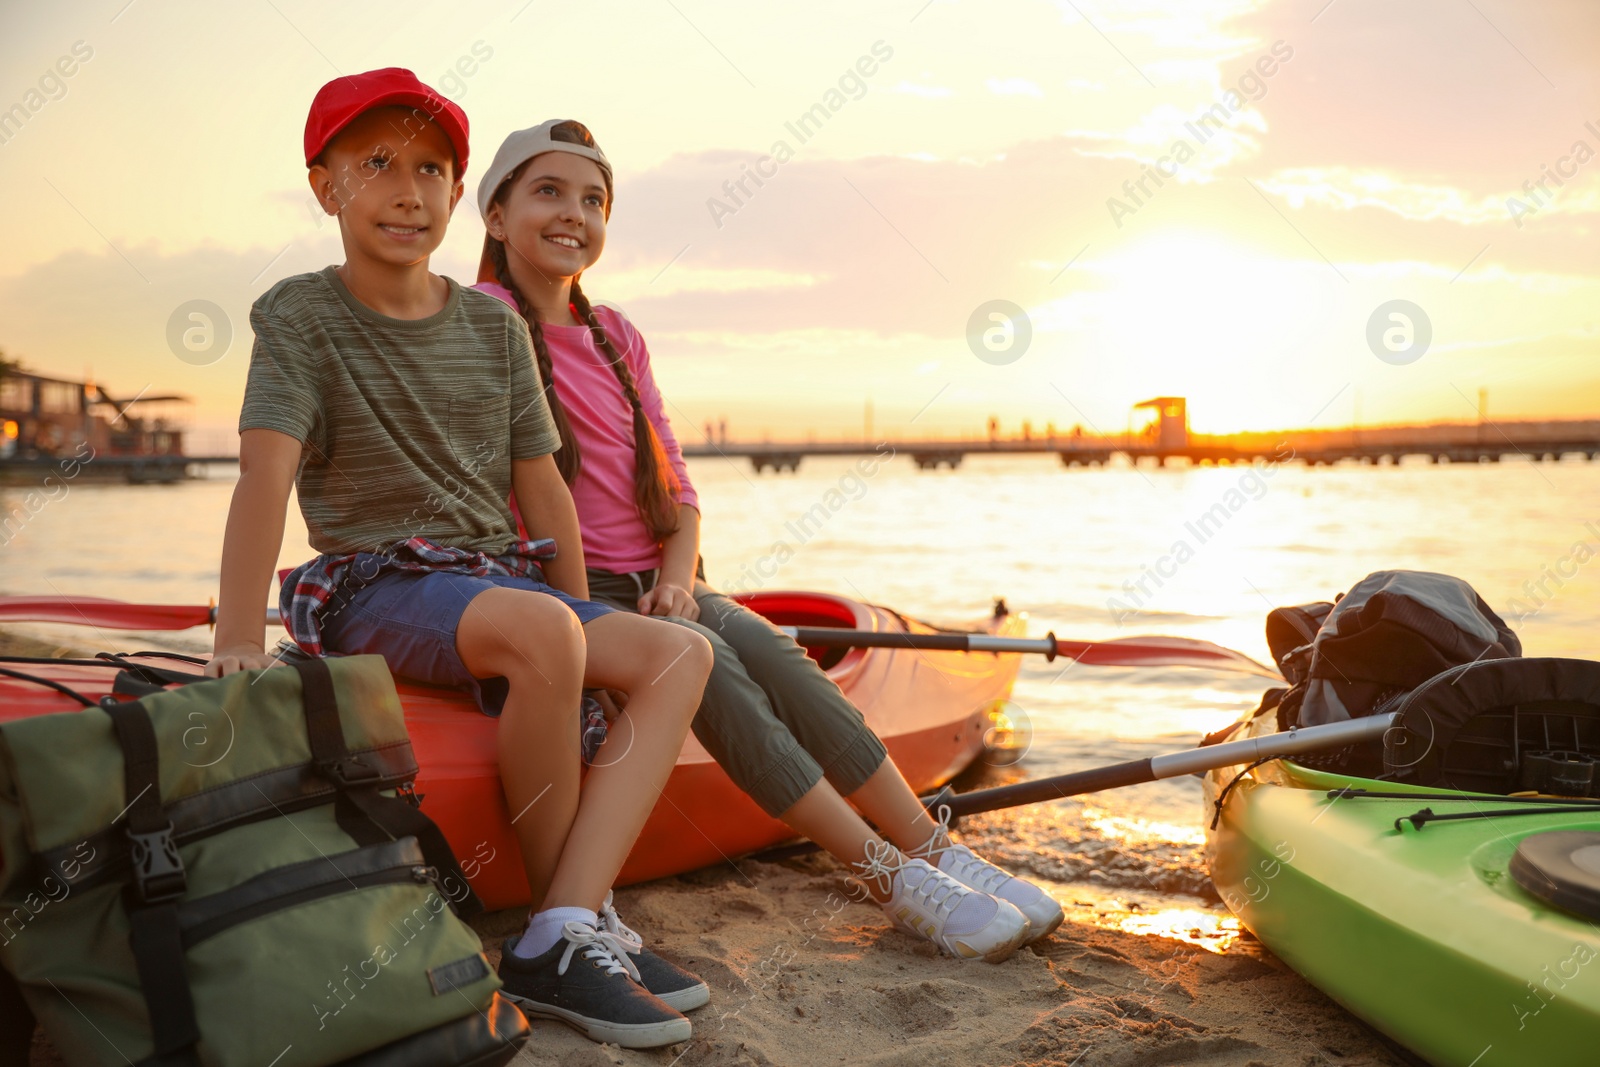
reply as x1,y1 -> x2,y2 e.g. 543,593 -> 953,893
1264,570 -> 1521,774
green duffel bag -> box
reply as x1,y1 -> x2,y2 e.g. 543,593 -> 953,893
0,655 -> 531,1066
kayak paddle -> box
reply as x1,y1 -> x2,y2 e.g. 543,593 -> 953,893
0,596 -> 221,630
781,626 -> 1280,678
0,596 -> 1278,677
753,713 -> 1396,861
921,712 -> 1396,819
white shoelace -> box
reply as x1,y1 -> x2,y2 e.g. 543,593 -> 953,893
597,891 -> 645,955
939,847 -> 1013,896
901,863 -> 967,921
852,840 -> 967,921
910,804 -> 1013,896
852,838 -> 907,899
556,920 -> 642,982
908,804 -> 958,861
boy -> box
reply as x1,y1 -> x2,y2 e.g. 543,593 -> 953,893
208,68 -> 712,1049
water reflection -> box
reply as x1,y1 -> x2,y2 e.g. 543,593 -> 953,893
1058,881 -> 1242,954
1079,805 -> 1207,848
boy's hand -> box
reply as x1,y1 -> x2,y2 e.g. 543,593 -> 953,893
206,645 -> 288,678
638,581 -> 699,621
214,428 -> 300,670
594,689 -> 627,723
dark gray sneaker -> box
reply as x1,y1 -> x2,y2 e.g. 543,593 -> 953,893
599,891 -> 711,1012
497,922 -> 691,1049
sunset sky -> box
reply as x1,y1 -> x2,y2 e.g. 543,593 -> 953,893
1,0 -> 1596,445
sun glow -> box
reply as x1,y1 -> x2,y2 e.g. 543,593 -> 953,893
1040,231 -> 1335,434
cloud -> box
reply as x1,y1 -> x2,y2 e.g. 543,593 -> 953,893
1066,100 -> 1268,178
5,0 -> 1599,439
0,242 -> 336,422
1253,166 -> 1600,226
985,78 -> 1043,98
600,266 -> 824,302
888,81 -> 954,99
1221,0 -> 1600,185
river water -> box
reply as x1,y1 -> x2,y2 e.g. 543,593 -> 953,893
4,452 -> 1597,944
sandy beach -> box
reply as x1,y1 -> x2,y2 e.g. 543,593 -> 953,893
5,630 -> 1409,1067
25,863 -> 1418,1067
475,853 -> 1415,1067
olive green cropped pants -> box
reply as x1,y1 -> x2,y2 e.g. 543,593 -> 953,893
585,569 -> 887,817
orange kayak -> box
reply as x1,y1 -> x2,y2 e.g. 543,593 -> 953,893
0,590 -> 1025,909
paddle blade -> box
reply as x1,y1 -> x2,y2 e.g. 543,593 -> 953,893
1055,635 -> 1281,678
0,596 -> 213,631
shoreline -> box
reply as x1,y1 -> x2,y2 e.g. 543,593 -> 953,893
5,627 -> 1409,1066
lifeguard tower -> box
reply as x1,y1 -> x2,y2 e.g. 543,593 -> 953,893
1133,396 -> 1188,452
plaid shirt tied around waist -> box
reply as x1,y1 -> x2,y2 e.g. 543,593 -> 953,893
280,535 -> 557,657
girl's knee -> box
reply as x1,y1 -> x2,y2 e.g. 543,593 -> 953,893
686,628 -> 714,678
626,623 -> 712,696
659,626 -> 714,685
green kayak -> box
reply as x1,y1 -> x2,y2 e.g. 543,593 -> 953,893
1205,713 -> 1600,1067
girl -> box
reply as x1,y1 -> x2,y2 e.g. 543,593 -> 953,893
472,120 -> 1064,979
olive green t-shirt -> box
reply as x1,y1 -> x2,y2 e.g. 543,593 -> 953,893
239,266 -> 559,556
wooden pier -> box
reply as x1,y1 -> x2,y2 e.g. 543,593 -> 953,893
685,397 -> 1600,472
682,434 -> 1600,474
684,396 -> 1600,474
0,455 -> 239,486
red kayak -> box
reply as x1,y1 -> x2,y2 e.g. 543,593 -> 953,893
0,590 -> 1025,909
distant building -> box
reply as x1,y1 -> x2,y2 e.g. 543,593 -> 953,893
0,369 -> 188,460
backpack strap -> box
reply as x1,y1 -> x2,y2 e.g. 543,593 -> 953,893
104,700 -> 201,1065
1265,602 -> 1334,684
292,659 -> 484,918
108,661 -> 209,699
0,963 -> 34,1065
0,654 -> 200,703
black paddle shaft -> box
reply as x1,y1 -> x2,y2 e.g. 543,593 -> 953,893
786,626 -> 1067,659
747,715 -> 1392,863
928,715 -> 1395,822
750,759 -> 1157,863
923,758 -> 1158,819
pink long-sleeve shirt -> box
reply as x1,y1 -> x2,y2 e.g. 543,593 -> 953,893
475,283 -> 698,573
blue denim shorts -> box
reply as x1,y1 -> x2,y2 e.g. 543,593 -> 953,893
315,568 -> 614,717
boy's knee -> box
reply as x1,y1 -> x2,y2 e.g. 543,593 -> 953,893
511,590 -> 584,638
462,589 -> 584,678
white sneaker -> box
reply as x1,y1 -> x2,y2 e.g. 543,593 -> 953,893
910,807 -> 1065,944
853,840 -> 1031,962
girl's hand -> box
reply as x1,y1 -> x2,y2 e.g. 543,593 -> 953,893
638,581 -> 700,622
206,644 -> 288,678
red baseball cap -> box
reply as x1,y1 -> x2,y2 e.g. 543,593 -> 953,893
303,67 -> 470,175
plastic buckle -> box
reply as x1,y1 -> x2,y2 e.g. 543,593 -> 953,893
317,756 -> 380,786
127,823 -> 186,904
1281,644 -> 1314,683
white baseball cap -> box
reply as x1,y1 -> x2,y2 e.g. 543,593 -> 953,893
476,119 -> 613,221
